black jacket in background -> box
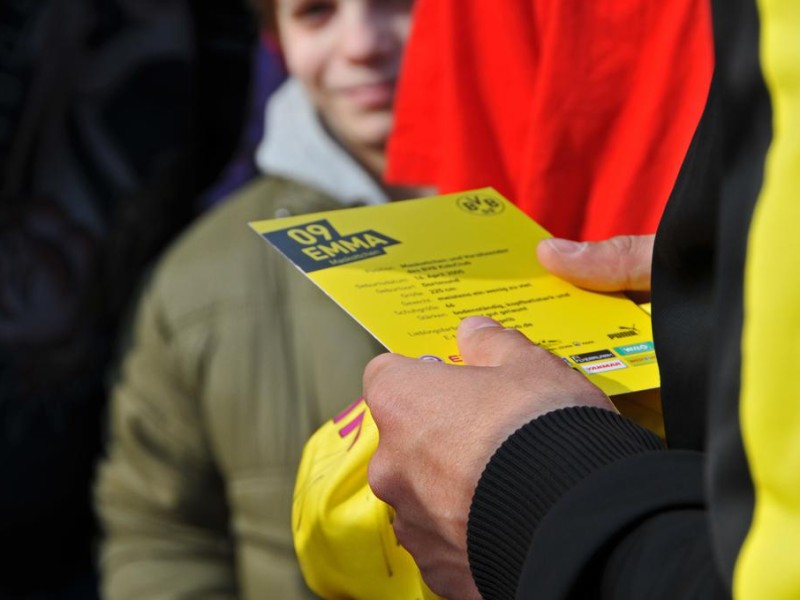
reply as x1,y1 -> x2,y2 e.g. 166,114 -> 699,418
0,0 -> 256,594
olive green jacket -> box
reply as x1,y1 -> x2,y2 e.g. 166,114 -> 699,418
96,177 -> 384,599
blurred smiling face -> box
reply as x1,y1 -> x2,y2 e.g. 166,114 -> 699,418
276,0 -> 413,164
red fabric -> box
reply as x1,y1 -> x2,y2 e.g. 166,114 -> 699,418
388,1 -> 713,241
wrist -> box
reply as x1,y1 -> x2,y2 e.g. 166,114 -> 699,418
467,406 -> 664,599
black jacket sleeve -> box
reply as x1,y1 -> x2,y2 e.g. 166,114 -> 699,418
466,407 -> 727,600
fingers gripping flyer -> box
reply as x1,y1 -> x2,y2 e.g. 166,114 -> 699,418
250,188 -> 659,397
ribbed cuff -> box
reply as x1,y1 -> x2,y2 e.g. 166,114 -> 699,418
467,406 -> 665,600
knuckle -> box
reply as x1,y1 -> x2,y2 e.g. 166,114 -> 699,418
366,451 -> 395,503
609,235 -> 638,288
610,234 -> 635,257
363,352 -> 396,382
363,353 -> 403,409
392,515 -> 414,550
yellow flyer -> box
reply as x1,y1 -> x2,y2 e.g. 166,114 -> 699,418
250,188 -> 658,396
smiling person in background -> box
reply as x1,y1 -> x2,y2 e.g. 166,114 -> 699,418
95,1 -> 420,598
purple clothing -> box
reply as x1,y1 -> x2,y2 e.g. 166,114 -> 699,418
199,35 -> 287,209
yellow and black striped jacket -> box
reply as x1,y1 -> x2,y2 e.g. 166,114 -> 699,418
467,0 -> 800,597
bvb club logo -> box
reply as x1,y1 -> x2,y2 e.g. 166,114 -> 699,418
456,193 -> 505,216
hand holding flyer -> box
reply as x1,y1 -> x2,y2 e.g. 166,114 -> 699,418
250,188 -> 659,397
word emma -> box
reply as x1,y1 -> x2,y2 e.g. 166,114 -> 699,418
264,218 -> 400,273
291,229 -> 394,261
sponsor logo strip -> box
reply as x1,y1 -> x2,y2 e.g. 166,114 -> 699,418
614,341 -> 655,356
570,349 -> 615,364
580,359 -> 628,374
626,353 -> 657,367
